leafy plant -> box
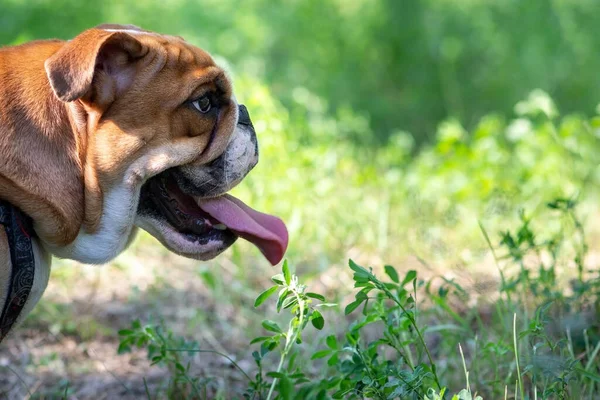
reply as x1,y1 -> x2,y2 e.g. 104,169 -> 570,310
328,261 -> 440,399
115,197 -> 600,399
118,320 -> 207,398
246,260 -> 336,399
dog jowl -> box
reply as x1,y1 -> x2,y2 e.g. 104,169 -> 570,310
0,24 -> 288,340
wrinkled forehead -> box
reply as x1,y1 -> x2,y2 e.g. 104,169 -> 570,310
102,26 -> 216,68
100,27 -> 231,103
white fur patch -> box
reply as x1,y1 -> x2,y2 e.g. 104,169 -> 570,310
43,184 -> 138,264
41,136 -> 226,264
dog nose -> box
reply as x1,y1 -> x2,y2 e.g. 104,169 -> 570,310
237,103 -> 258,161
238,104 -> 253,127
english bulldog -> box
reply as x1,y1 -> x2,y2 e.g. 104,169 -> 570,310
0,24 -> 288,342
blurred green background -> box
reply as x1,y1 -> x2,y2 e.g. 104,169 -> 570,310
1,0 -> 600,397
5,0 -> 600,146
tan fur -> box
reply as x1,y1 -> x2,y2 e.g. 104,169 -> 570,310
0,24 -> 239,337
0,25 -> 235,245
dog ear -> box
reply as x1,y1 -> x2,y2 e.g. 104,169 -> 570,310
45,28 -> 147,103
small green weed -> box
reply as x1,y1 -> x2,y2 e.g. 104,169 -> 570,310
118,197 -> 600,399
118,319 -> 207,398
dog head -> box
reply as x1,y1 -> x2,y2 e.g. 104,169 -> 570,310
43,24 -> 287,264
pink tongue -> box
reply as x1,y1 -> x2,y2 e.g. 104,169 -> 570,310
197,195 -> 289,265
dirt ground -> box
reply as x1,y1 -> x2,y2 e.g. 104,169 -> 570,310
0,233 -> 275,400
2,226 -> 595,399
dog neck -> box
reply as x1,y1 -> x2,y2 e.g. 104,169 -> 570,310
0,40 -> 88,246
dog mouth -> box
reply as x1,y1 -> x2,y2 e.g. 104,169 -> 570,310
137,171 -> 288,265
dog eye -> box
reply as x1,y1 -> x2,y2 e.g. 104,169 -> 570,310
192,96 -> 211,113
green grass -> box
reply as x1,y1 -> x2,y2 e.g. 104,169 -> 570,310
5,0 -> 600,145
111,198 -> 600,399
2,88 -> 599,399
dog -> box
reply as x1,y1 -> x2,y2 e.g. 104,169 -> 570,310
0,24 -> 288,342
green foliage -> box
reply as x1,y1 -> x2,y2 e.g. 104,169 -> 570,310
4,0 -> 600,145
232,82 -> 600,265
247,260 -> 334,400
118,320 -> 207,398
117,198 -> 600,399
338,260 -> 441,398
2,3 -> 600,266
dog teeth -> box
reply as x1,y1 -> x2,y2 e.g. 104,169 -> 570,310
213,224 -> 227,230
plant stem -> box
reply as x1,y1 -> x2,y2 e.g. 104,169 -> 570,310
167,349 -> 253,382
266,288 -> 306,400
266,356 -> 286,400
143,378 -> 152,400
459,343 -> 470,394
479,221 -> 512,307
379,284 -> 441,389
513,313 -> 525,400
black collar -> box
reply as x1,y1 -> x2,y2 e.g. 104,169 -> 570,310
0,200 -> 36,341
